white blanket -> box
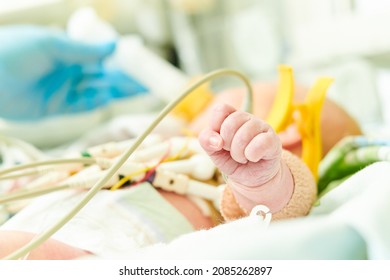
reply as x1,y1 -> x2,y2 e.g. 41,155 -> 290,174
127,162 -> 390,259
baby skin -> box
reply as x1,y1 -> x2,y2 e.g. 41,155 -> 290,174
0,103 -> 312,260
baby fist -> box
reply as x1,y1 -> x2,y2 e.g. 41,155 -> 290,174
198,103 -> 282,188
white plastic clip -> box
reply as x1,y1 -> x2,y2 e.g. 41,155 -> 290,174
250,205 -> 272,228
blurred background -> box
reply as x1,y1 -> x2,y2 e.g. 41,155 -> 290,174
1,0 -> 390,132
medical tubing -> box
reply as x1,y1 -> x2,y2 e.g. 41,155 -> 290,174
0,158 -> 97,178
3,68 -> 253,260
0,134 -> 46,161
0,184 -> 69,204
0,170 -> 42,180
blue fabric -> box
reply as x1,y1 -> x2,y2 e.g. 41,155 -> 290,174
0,25 -> 148,121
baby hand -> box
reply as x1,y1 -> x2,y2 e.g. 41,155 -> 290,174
198,103 -> 282,188
198,103 -> 295,213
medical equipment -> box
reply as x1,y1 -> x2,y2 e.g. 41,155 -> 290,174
0,138 -> 217,203
80,134 -> 162,158
158,154 -> 216,181
0,66 -> 332,260
318,136 -> 390,194
150,168 -> 225,210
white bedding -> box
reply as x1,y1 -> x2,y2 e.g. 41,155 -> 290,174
127,162 -> 390,259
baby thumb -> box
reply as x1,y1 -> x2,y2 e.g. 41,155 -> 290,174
198,129 -> 224,155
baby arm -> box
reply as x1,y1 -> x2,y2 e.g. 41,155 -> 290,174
0,230 -> 90,260
198,103 -> 316,220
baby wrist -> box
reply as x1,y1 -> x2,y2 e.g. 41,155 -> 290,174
220,150 -> 317,221
226,159 -> 294,213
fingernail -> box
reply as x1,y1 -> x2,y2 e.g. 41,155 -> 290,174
209,135 -> 222,149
